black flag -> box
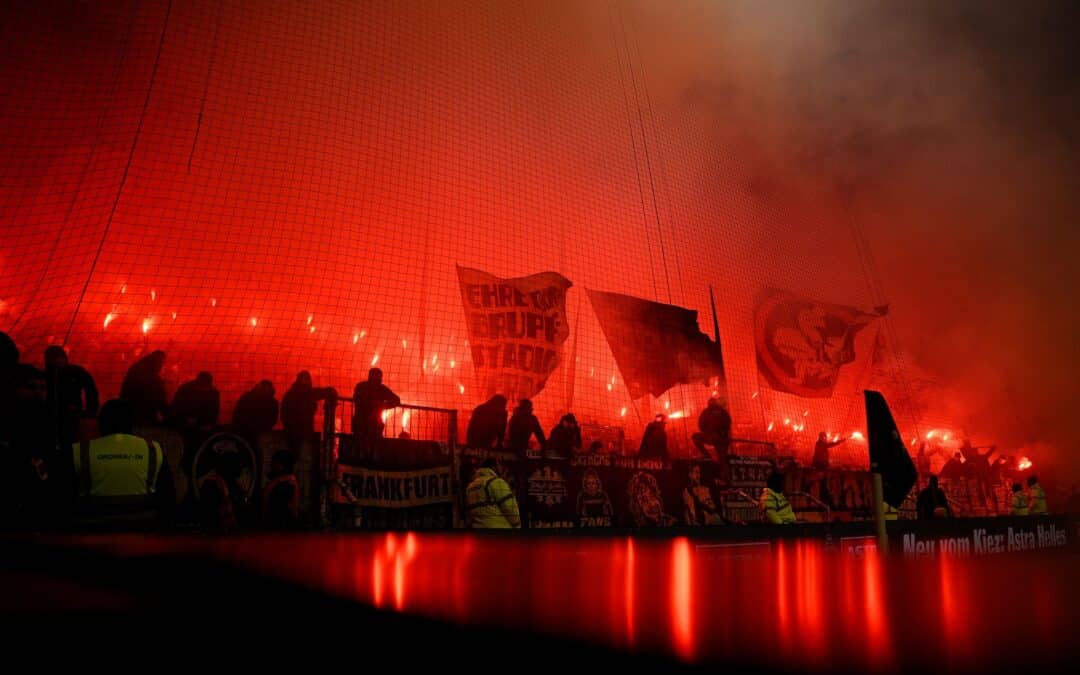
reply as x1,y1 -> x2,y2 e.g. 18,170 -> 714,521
864,390 -> 917,508
587,288 -> 725,399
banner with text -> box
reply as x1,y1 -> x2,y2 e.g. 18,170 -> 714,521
457,265 -> 572,402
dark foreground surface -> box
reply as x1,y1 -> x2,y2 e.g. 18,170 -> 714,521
2,531 -> 1077,674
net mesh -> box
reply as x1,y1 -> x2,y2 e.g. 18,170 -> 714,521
0,0 -> 933,463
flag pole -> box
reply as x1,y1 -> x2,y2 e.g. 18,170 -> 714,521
565,290 -> 582,411
708,285 -> 721,351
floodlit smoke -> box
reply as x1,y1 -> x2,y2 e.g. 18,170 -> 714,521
623,0 -> 1080,479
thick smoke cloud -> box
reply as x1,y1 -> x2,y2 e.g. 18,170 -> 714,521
627,0 -> 1080,478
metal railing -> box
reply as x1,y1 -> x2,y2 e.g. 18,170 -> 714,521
327,399 -> 458,445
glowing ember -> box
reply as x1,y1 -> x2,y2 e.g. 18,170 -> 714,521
141,317 -> 153,334
669,411 -> 684,419
307,315 -> 313,325
150,289 -> 156,302
926,430 -> 936,440
103,313 -> 115,328
1018,457 -> 1032,471
449,360 -> 456,369
371,354 -> 379,366
767,422 -> 774,432
803,410 -> 809,416
850,431 -> 865,441
620,407 -> 627,417
353,333 -> 360,344
943,433 -> 950,442
751,391 -> 759,399
171,312 -> 177,320
210,298 -> 217,307
309,325 -> 315,333
402,339 -> 407,349
458,383 -> 465,394
250,317 -> 258,327
664,401 -> 670,410
120,284 -> 127,294
606,383 -> 613,392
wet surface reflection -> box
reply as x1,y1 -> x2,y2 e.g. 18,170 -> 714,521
71,533 -> 1076,672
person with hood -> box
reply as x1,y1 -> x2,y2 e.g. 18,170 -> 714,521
691,398 -> 732,459
170,371 -> 220,432
638,414 -> 668,459
119,349 -> 169,425
467,394 -> 508,450
281,370 -> 336,453
351,368 -> 400,451
44,345 -> 99,446
508,398 -> 545,457
547,413 -> 581,459
916,475 -> 952,519
232,380 -> 279,442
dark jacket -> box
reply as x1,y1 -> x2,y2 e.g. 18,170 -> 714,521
508,412 -> 545,453
282,385 -> 335,434
46,364 -> 99,418
916,485 -> 952,519
467,399 -> 507,449
120,358 -> 168,425
351,381 -> 400,429
170,380 -> 220,429
232,390 -> 279,437
547,423 -> 581,456
639,421 -> 668,458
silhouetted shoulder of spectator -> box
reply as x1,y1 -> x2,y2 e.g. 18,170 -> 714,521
171,371 -> 219,429
233,380 -> 278,436
639,415 -> 668,459
352,369 -> 400,409
44,346 -> 100,418
120,349 -> 169,424
508,399 -> 545,453
548,413 -> 582,457
467,395 -> 508,449
282,370 -> 336,433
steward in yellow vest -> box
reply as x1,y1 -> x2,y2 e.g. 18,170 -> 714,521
1027,476 -> 1047,515
72,399 -> 173,525
761,472 -> 795,524
466,459 -> 520,529
1010,482 -> 1029,516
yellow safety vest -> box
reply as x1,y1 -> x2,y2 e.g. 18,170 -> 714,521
1010,492 -> 1029,516
73,434 -> 163,507
1029,484 -> 1048,515
761,487 -> 796,524
466,468 -> 520,529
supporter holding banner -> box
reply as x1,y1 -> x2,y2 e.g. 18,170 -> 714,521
754,288 -> 885,397
457,265 -> 572,402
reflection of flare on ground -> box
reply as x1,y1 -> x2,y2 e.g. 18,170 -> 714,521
80,534 -> 1075,671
